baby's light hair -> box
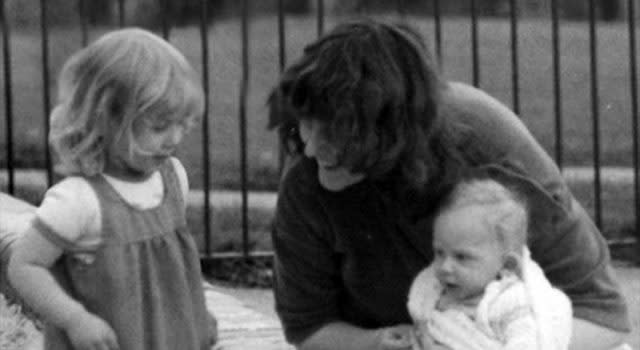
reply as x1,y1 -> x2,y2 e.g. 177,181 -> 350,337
440,178 -> 529,254
50,28 -> 204,176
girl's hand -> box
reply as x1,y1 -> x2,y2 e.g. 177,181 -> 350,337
66,312 -> 119,350
375,324 -> 417,350
207,312 -> 218,345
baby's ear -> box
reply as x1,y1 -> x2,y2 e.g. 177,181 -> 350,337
502,252 -> 523,278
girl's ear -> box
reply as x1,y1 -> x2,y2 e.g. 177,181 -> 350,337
502,252 -> 523,279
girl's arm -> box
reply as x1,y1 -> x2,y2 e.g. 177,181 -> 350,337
8,227 -> 87,328
8,227 -> 119,350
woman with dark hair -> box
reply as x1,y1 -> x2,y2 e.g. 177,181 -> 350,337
268,19 -> 630,350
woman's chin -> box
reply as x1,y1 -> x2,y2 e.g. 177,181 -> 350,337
317,167 -> 365,191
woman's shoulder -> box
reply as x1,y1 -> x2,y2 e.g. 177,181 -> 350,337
440,81 -> 543,156
441,81 -> 524,131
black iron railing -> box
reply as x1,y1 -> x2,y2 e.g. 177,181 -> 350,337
1,0 -> 638,263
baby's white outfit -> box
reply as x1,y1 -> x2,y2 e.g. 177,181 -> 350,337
407,248 -> 572,350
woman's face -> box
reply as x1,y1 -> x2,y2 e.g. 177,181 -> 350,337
298,119 -> 365,191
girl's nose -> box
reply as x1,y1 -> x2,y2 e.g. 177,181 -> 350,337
166,125 -> 184,148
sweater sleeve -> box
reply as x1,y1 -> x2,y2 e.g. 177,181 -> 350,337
271,159 -> 341,344
445,82 -> 630,332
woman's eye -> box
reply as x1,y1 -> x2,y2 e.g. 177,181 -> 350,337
286,125 -> 298,137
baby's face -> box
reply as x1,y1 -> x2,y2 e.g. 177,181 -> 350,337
432,205 -> 506,304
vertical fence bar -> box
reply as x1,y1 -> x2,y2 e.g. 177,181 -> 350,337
79,0 -> 88,46
628,0 -> 640,250
397,0 -> 407,19
199,0 -> 212,257
239,0 -> 250,259
161,0 -> 170,40
316,0 -> 324,37
277,0 -> 286,176
588,0 -> 602,228
551,0 -> 563,169
278,1 -> 286,73
118,0 -> 125,27
509,0 -> 520,115
470,0 -> 480,86
1,0 -> 14,194
433,0 -> 442,64
40,0 -> 52,187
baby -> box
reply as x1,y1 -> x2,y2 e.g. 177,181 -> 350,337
408,177 -> 572,350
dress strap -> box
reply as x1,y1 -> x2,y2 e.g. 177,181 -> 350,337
158,159 -> 187,226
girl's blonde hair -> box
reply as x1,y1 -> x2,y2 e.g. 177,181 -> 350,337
50,28 -> 204,176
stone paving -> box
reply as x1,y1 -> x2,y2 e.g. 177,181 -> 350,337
205,282 -> 293,350
14,283 -> 293,350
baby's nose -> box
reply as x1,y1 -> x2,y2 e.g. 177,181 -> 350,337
437,258 -> 455,275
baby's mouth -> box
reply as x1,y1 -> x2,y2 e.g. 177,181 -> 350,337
442,281 -> 460,294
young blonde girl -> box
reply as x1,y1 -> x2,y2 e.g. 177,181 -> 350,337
7,28 -> 216,350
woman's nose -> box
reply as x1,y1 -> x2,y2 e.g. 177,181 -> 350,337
303,133 -> 318,158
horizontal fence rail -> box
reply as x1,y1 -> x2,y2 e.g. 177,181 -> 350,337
1,0 -> 639,264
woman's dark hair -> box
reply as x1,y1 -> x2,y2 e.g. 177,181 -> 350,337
268,19 -> 470,190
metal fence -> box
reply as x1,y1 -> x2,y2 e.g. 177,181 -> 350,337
1,0 -> 639,263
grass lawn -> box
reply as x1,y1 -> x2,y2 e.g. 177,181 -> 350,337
2,14 -> 640,191
1,15 -> 638,259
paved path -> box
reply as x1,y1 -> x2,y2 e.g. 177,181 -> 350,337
15,284 -> 292,350
204,282 -> 293,350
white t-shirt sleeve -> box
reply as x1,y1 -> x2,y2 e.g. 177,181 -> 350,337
170,157 -> 189,207
33,177 -> 101,250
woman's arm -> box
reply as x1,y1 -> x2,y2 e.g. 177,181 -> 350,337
298,322 -> 415,350
569,319 -> 628,350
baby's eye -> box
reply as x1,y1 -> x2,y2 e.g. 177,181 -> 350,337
151,123 -> 170,132
455,253 -> 470,262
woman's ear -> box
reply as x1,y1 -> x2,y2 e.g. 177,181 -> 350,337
502,251 -> 523,278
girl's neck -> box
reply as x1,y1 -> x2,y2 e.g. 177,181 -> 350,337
103,164 -> 155,182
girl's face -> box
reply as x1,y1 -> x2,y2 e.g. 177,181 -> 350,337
106,115 -> 194,180
298,119 -> 365,191
432,205 -> 506,304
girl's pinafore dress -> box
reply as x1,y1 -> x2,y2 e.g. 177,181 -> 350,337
44,161 -> 213,350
